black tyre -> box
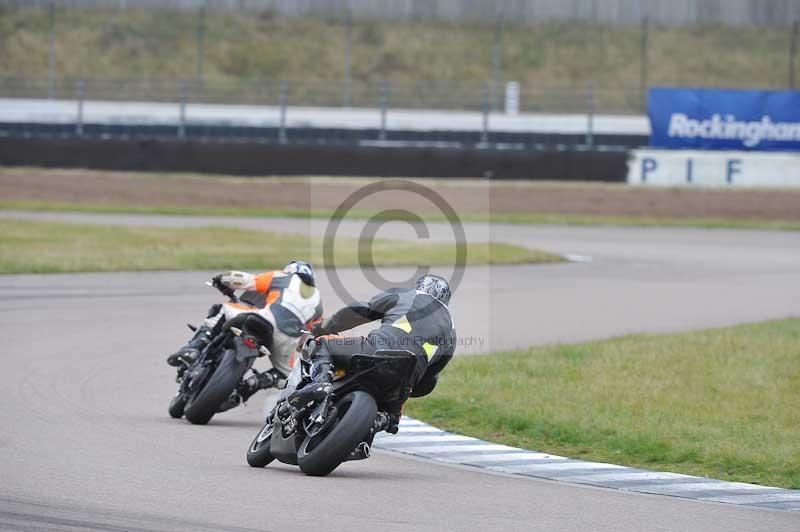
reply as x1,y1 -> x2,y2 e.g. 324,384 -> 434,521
246,423 -> 275,467
297,391 -> 377,477
168,392 -> 187,419
184,349 -> 249,425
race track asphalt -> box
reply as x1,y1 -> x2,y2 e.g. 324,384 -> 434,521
1,213 -> 799,531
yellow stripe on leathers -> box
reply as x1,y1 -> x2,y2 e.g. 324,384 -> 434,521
392,317 -> 413,333
392,317 -> 437,359
422,342 -> 437,359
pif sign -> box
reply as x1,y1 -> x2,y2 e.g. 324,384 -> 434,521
627,149 -> 800,187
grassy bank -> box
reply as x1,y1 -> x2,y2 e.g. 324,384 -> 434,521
406,319 -> 800,489
0,218 -> 560,274
3,200 -> 800,232
1,8 -> 795,110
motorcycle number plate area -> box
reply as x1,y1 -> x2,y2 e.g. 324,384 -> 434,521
234,344 -> 259,362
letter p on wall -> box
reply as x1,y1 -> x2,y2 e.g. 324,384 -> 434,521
641,158 -> 658,182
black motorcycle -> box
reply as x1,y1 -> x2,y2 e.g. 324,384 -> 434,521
245,341 -> 419,476
168,279 -> 283,425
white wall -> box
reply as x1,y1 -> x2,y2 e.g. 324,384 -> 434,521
628,149 -> 800,188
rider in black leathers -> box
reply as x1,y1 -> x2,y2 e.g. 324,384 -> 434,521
289,274 -> 456,433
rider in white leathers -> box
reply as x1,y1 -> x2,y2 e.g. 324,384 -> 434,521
167,260 -> 323,402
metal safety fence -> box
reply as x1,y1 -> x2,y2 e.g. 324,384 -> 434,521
0,76 -> 641,114
0,76 -> 649,150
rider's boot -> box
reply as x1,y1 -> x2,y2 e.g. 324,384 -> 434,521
373,411 -> 401,434
166,325 -> 212,367
288,356 -> 333,408
381,399 -> 404,434
217,370 -> 281,413
240,370 -> 280,401
216,392 -> 242,413
385,413 -> 401,434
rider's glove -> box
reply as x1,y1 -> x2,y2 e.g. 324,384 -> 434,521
311,321 -> 327,338
219,271 -> 255,290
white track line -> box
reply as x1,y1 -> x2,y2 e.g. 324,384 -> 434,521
638,482 -> 779,493
374,434 -> 477,445
435,452 -> 566,463
374,426 -> 445,434
390,443 -> 520,454
490,462 -> 627,474
558,471 -> 695,483
701,493 -> 800,504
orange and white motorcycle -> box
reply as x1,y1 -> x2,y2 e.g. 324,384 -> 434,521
168,278 -> 294,425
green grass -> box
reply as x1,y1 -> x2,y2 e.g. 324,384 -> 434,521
3,200 -> 800,232
0,218 -> 561,274
406,319 -> 800,489
1,7 -> 796,111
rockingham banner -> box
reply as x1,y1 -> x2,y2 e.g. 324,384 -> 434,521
628,149 -> 800,187
648,88 -> 800,152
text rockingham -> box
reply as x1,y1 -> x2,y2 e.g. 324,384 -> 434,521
668,113 -> 800,148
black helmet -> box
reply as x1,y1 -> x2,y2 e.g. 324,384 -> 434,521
415,274 -> 451,305
284,260 -> 316,287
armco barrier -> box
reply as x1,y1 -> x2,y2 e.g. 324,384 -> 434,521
628,149 -> 800,187
0,137 -> 628,181
0,122 -> 648,150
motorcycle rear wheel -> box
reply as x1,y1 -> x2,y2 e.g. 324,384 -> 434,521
246,423 -> 275,467
297,391 -> 377,477
184,349 -> 249,425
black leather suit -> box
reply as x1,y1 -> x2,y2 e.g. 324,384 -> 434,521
313,287 -> 457,404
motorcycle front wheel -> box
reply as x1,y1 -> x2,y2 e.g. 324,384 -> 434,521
297,391 -> 377,477
246,422 -> 275,467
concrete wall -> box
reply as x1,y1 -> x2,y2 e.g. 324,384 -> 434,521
7,0 -> 800,27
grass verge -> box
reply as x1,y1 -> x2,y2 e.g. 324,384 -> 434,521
405,319 -> 800,489
3,200 -> 800,232
0,219 -> 560,274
